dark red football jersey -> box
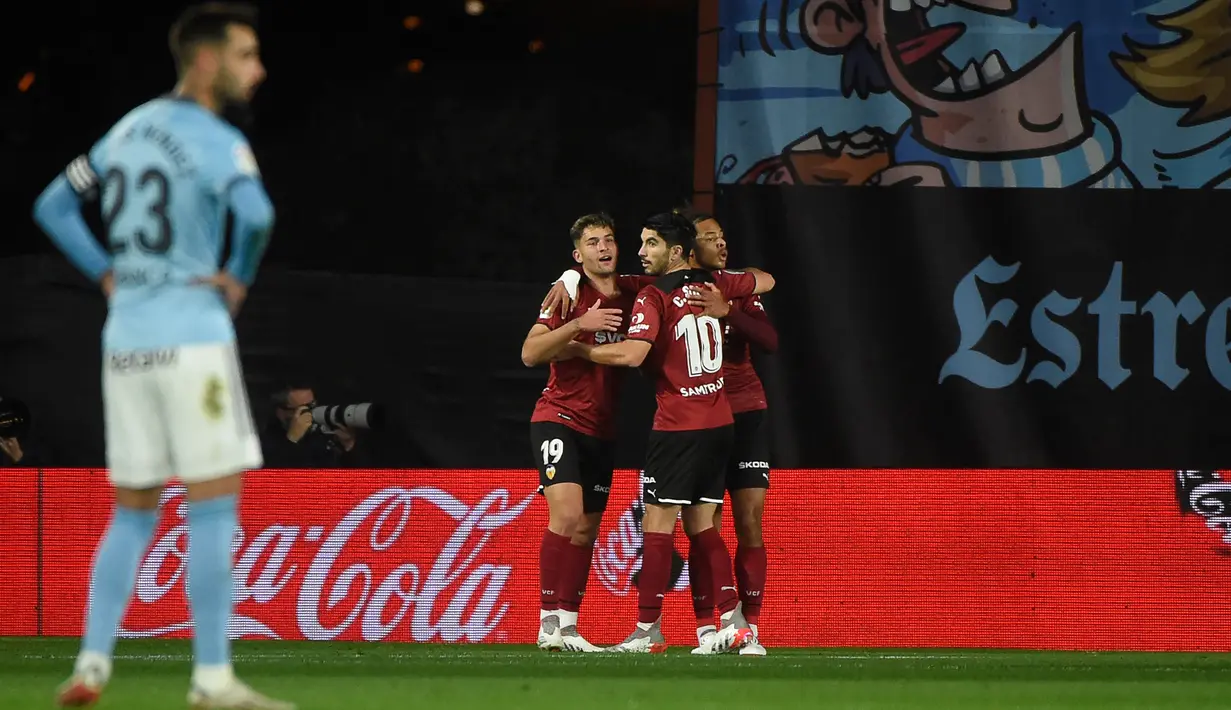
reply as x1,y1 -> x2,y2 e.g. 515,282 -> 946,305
530,276 -> 640,440
627,269 -> 758,431
723,295 -> 769,414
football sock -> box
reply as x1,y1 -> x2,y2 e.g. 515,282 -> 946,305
80,505 -> 159,660
539,530 -> 568,614
638,532 -> 674,624
187,495 -> 238,690
687,532 -> 715,625
557,540 -> 593,621
694,527 -> 739,616
735,544 -> 767,627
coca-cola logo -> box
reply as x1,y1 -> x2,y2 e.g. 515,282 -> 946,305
119,484 -> 535,642
593,497 -> 642,596
593,471 -> 692,597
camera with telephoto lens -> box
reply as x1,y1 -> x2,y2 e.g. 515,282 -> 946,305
0,397 -> 31,438
310,403 -> 384,433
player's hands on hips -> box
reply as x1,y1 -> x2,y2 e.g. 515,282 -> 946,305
574,299 -> 623,332
540,280 -> 574,318
193,271 -> 249,316
0,437 -> 23,464
687,283 -> 730,318
286,406 -> 314,443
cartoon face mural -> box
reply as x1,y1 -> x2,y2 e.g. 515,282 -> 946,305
717,0 -> 1231,189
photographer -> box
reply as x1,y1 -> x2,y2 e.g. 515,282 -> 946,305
0,396 -> 39,467
261,384 -> 373,469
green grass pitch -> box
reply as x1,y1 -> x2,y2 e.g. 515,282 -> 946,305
2,638 -> 1229,709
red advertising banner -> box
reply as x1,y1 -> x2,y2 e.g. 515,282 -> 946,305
0,467 -> 39,636
8,468 -> 1231,650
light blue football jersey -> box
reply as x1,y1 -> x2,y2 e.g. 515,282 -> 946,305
80,97 -> 271,351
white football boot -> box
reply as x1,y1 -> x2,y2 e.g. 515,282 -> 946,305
187,678 -> 295,710
740,626 -> 767,656
560,625 -> 604,652
607,618 -> 668,653
538,613 -> 564,651
690,628 -> 718,656
709,602 -> 755,654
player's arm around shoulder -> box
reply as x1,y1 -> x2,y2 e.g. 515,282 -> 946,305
521,292 -> 623,367
732,295 -> 779,353
718,267 -> 774,296
577,286 -> 655,368
580,338 -> 651,367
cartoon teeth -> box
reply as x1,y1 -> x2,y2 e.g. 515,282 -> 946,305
980,51 -> 1006,82
959,61 -> 981,91
791,127 -> 889,158
934,51 -> 1011,95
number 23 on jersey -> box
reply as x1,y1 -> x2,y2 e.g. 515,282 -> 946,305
101,167 -> 174,256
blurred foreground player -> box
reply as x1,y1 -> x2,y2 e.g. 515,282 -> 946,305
32,4 -> 291,708
683,211 -> 777,656
575,212 -> 775,653
521,213 -> 636,652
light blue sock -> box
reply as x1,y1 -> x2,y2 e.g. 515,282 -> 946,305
187,495 -> 238,667
81,506 -> 159,657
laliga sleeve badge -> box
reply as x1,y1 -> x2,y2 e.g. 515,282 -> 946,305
232,141 -> 260,177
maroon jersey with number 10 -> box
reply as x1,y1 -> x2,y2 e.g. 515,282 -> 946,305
627,268 -> 758,431
530,275 -> 643,440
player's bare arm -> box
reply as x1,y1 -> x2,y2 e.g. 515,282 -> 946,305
521,300 -> 623,367
579,339 -> 653,368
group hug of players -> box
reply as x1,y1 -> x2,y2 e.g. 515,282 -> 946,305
522,208 -> 778,655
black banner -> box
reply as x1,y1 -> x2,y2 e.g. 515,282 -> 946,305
0,256 -> 656,470
716,185 -> 1231,469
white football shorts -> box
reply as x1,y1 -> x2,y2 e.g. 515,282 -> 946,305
102,341 -> 263,489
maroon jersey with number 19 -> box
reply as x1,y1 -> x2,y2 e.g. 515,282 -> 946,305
530,275 -> 642,440
627,269 -> 758,431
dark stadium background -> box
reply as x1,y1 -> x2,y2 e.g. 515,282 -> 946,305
0,0 -> 698,282
0,0 -> 702,469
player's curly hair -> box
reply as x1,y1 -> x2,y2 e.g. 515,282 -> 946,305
643,211 -> 697,256
169,2 -> 260,75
